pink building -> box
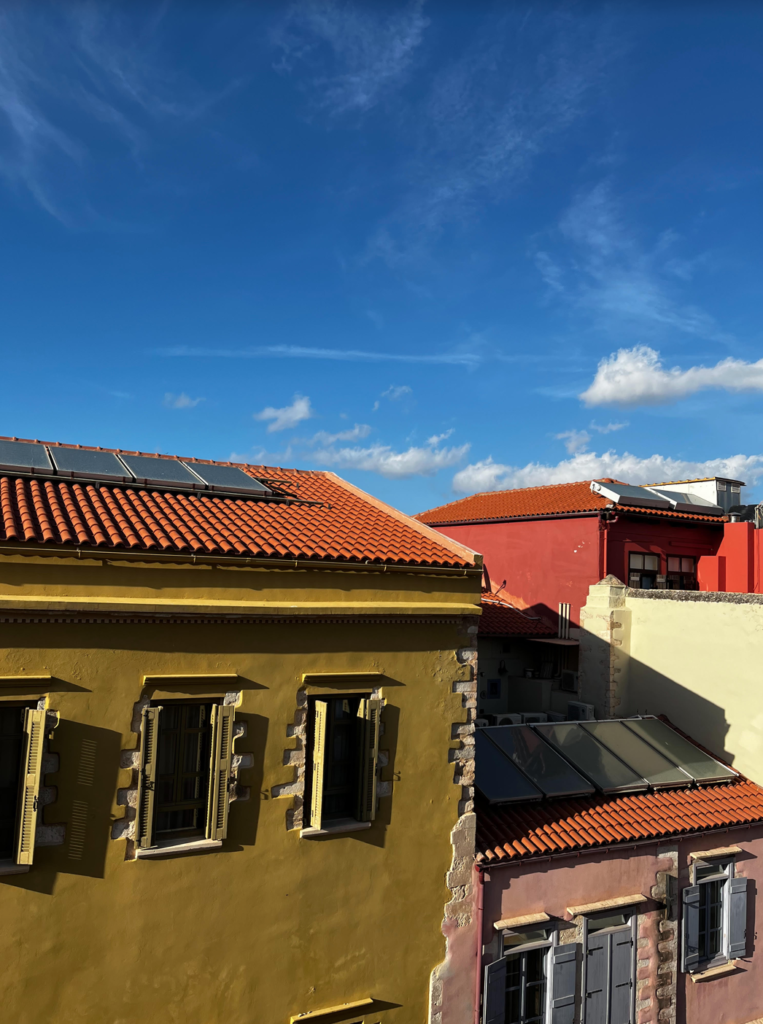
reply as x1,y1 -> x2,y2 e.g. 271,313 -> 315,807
443,719 -> 763,1024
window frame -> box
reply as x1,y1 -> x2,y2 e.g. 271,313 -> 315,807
666,554 -> 698,592
581,909 -> 637,1024
627,551 -> 661,590
501,924 -> 556,1024
0,701 -> 47,872
693,858 -> 733,970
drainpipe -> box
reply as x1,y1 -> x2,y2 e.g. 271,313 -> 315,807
599,512 -> 619,580
473,863 -> 485,1024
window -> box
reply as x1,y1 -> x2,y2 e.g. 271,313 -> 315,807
136,701 -> 234,851
0,704 -> 45,867
307,695 -> 381,832
666,556 -> 697,591
682,859 -> 749,972
628,553 -> 660,590
483,927 -> 577,1024
584,912 -> 634,1023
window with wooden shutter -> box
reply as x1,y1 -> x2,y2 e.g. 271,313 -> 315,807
728,876 -> 749,958
136,706 -> 161,850
310,700 -> 328,829
550,943 -> 577,1024
206,704 -> 234,841
14,707 -> 45,866
681,884 -> 701,972
482,956 -> 506,1024
356,698 -> 381,822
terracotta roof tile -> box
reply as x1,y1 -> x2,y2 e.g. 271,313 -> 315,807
0,437 -> 476,569
480,591 -> 556,637
417,479 -> 724,525
476,779 -> 763,862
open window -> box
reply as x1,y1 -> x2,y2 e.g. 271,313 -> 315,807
0,704 -> 46,870
483,924 -> 577,1024
306,695 -> 381,834
682,858 -> 748,973
136,701 -> 234,854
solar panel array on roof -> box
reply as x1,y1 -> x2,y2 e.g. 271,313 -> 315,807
49,446 -> 132,482
183,462 -> 271,494
118,454 -> 204,488
474,717 -> 736,806
0,439 -> 52,473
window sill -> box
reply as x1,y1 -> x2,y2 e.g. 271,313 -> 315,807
300,818 -> 372,838
690,960 -> 740,982
136,838 -> 223,859
0,861 -> 30,876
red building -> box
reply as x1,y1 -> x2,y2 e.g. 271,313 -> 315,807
418,477 -> 761,630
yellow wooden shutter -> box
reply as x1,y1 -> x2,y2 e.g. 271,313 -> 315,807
15,707 -> 46,865
356,698 -> 381,822
310,700 -> 328,829
136,706 -> 161,850
206,703 -> 234,841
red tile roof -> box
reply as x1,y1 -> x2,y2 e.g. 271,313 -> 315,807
417,479 -> 725,526
476,779 -> 763,862
480,591 -> 556,637
0,437 -> 476,568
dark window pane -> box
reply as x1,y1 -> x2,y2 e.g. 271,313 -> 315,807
154,703 -> 212,838
0,707 -> 24,859
321,696 -> 361,821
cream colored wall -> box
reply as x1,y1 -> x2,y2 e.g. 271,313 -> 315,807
579,578 -> 763,781
0,552 -> 481,1024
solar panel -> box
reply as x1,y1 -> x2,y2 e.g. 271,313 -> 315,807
484,725 -> 595,798
591,481 -> 671,509
623,718 -> 736,784
49,447 -> 134,482
182,462 -> 271,494
474,730 -> 543,804
582,721 -> 692,788
0,439 -> 52,473
535,723 -> 647,794
119,454 -> 203,488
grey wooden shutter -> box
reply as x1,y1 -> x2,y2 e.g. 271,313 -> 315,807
136,706 -> 161,849
14,707 -> 46,865
585,932 -> 608,1024
728,876 -> 749,958
550,943 -> 577,1024
356,698 -> 381,822
610,930 -> 634,1023
206,704 -> 234,841
681,884 -> 701,973
483,957 -> 506,1024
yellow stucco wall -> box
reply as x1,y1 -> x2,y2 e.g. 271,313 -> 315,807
579,579 -> 763,782
0,552 -> 481,1024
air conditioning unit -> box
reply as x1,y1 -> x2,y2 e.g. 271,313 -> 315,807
475,717 -> 490,729
522,712 -> 548,724
547,712 -> 566,722
495,713 -> 522,726
567,701 -> 595,721
560,670 -> 578,693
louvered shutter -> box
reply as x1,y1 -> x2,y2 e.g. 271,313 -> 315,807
728,876 -> 749,958
136,706 -> 161,850
681,885 -> 701,973
310,701 -> 328,829
14,707 -> 46,865
206,704 -> 234,841
356,698 -> 381,822
610,930 -> 634,1023
585,932 -> 608,1024
482,956 -> 506,1024
550,943 -> 577,1024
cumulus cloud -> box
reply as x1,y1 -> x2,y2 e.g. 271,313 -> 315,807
163,392 -> 204,409
254,394 -> 314,432
313,438 -> 470,479
581,345 -> 763,408
309,423 -> 371,445
452,450 -> 763,495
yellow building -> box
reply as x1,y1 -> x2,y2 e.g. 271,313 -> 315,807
0,437 -> 482,1024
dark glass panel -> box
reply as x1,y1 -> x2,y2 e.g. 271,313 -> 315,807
623,718 -> 736,783
582,721 -> 690,788
536,723 -> 646,794
0,706 -> 24,859
485,725 -> 594,798
475,730 -> 543,805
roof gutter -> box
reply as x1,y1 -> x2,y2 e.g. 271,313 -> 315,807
0,541 -> 482,577
425,511 -> 602,527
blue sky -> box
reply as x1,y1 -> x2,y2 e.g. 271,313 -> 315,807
2,1 -> 763,514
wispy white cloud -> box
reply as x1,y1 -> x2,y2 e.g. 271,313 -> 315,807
555,429 -> 591,455
373,383 -> 413,411
581,345 -> 763,408
309,423 -> 371,445
536,182 -> 726,343
590,420 -> 627,434
453,450 -> 763,495
158,345 -> 482,367
273,0 -> 428,115
313,438 -> 469,479
254,394 -> 314,432
163,391 -> 204,409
